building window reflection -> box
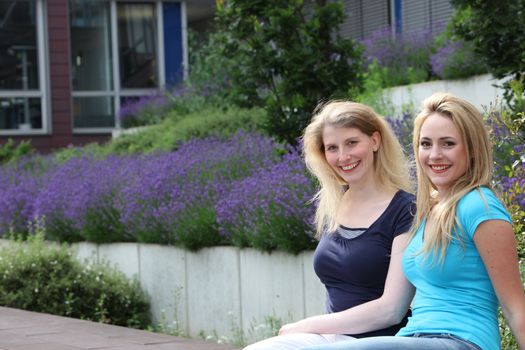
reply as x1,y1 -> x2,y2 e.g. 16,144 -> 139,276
118,3 -> 158,89
71,1 -> 164,131
70,0 -> 113,91
0,0 -> 44,131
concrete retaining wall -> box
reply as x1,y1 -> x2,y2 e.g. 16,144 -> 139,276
385,73 -> 507,114
73,242 -> 325,343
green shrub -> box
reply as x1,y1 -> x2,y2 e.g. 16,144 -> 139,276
0,233 -> 151,328
430,39 -> 487,80
486,82 -> 525,258
451,1 -> 525,114
214,0 -> 364,145
107,106 -> 267,154
53,143 -> 108,163
428,20 -> 488,81
119,94 -> 173,129
0,139 -> 33,165
185,30 -> 238,110
362,26 -> 437,88
353,62 -> 393,115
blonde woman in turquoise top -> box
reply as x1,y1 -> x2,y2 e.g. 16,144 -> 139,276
300,92 -> 525,350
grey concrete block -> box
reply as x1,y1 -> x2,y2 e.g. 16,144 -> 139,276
239,249 -> 304,343
98,243 -> 140,280
186,247 -> 241,341
139,244 -> 188,335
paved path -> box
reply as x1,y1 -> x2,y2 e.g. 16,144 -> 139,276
0,307 -> 242,350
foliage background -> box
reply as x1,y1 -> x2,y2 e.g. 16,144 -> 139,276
1,0 -> 525,345
213,0 -> 364,144
0,232 -> 151,328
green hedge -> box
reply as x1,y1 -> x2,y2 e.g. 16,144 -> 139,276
0,233 -> 151,328
51,106 -> 268,160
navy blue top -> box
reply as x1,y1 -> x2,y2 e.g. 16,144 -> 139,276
313,190 -> 415,338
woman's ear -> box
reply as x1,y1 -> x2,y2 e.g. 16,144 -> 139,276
371,131 -> 381,152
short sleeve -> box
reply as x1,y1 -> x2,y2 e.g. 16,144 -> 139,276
457,187 -> 512,239
392,192 -> 416,237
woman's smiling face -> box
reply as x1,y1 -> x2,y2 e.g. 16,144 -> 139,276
322,125 -> 380,186
418,112 -> 468,196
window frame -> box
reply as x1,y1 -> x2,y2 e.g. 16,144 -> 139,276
0,0 -> 51,136
72,0 -> 186,134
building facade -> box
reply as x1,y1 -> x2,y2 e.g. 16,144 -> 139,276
0,0 -> 453,152
341,0 -> 454,40
0,0 -> 188,152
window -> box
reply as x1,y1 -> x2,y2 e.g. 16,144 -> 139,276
0,0 -> 47,134
70,0 -> 115,130
118,3 -> 158,89
70,0 -> 185,132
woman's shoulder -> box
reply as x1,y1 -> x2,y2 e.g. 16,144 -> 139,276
457,186 -> 511,225
383,190 -> 416,220
459,186 -> 501,208
393,189 -> 416,206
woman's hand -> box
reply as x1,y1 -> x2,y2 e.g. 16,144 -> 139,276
278,321 -> 308,335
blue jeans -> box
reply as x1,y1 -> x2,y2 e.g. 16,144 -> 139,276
300,333 -> 482,350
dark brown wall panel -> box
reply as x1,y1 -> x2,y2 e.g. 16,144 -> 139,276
47,0 -> 72,148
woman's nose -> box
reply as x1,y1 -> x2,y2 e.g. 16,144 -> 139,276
429,146 -> 442,159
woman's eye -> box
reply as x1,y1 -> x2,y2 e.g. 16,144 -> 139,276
420,141 -> 431,148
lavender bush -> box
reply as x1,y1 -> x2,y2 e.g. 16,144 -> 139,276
118,93 -> 173,128
0,156 -> 50,235
116,131 -> 281,250
117,83 -> 214,129
216,149 -> 317,254
384,112 -> 414,154
0,131 -> 320,252
486,94 -> 525,258
362,26 -> 438,87
32,155 -> 130,242
1,107 -> 522,255
430,39 -> 487,80
362,22 -> 487,89
0,169 -> 41,235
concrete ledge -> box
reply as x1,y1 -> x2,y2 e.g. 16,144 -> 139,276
72,243 -> 325,344
385,73 -> 507,114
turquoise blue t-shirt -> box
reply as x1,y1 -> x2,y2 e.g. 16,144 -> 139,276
398,187 -> 512,350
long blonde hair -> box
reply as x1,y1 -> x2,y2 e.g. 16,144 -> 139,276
302,100 -> 412,237
411,92 -> 493,262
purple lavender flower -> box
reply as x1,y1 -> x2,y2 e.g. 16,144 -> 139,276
362,25 -> 443,85
384,112 -> 414,154
430,39 -> 486,79
31,154 -> 131,241
216,148 -> 317,253
115,131 -> 281,248
118,93 -> 171,128
0,169 -> 41,235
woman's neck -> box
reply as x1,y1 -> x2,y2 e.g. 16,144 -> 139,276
346,182 -> 396,203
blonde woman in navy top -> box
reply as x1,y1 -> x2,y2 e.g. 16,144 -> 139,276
300,93 -> 525,350
243,101 -> 415,349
